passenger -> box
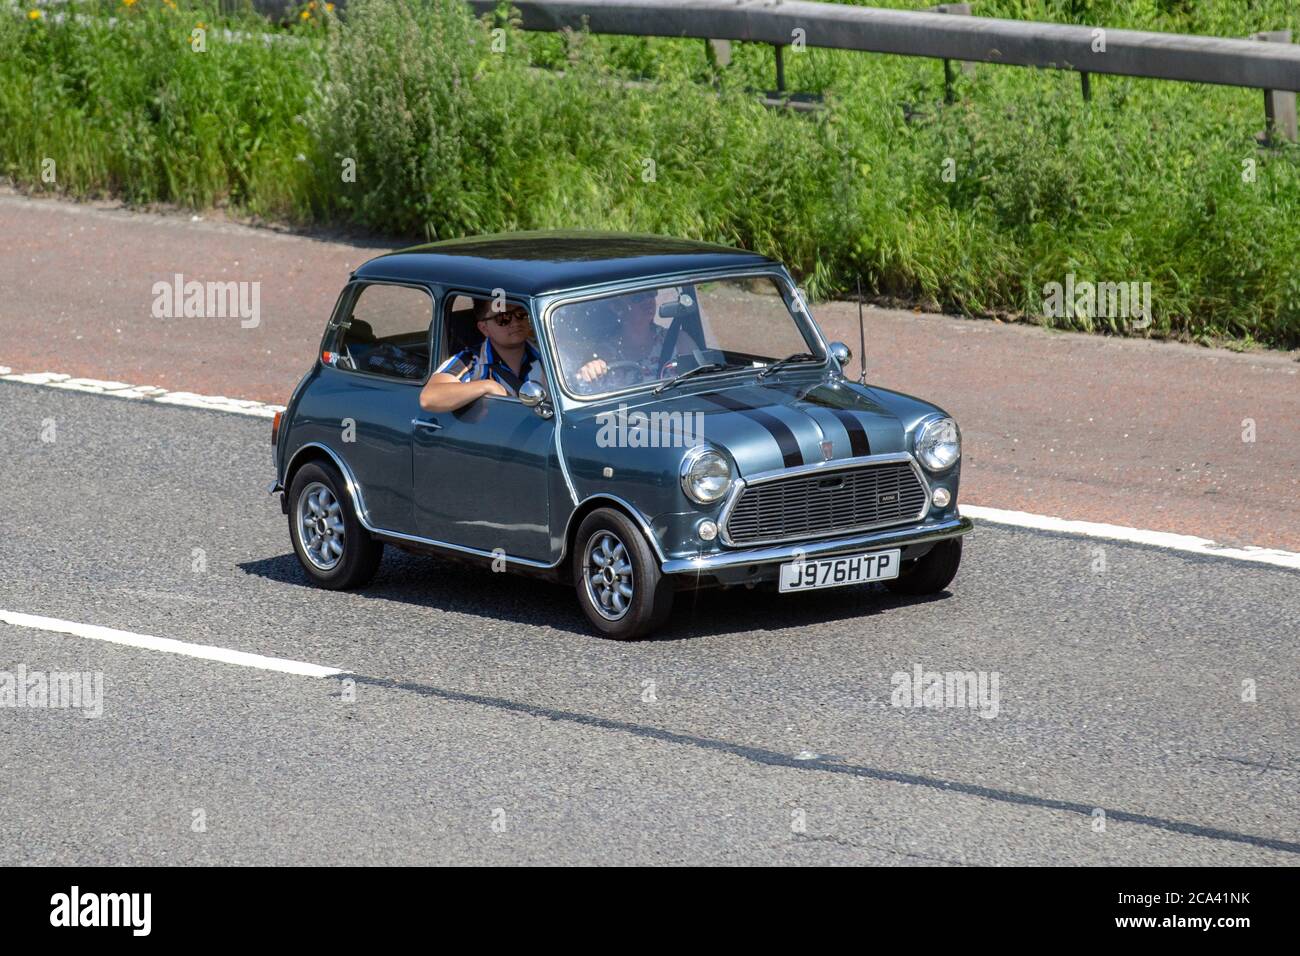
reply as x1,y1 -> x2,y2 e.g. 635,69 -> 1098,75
419,299 -> 545,412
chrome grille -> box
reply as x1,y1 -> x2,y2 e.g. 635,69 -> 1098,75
724,460 -> 928,545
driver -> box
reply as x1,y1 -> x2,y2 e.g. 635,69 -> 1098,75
572,288 -> 698,391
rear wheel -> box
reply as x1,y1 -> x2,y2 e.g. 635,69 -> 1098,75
573,508 -> 674,640
288,460 -> 383,590
885,537 -> 962,596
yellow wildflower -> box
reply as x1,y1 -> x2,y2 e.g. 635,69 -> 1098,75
27,8 -> 42,19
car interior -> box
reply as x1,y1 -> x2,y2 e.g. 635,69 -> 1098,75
335,318 -> 431,381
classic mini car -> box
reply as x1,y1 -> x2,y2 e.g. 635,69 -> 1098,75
270,233 -> 972,639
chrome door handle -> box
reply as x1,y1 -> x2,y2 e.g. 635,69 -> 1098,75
411,418 -> 442,431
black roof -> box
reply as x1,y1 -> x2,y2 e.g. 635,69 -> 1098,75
353,231 -> 777,296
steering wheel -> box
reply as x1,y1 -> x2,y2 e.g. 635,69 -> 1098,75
599,360 -> 649,388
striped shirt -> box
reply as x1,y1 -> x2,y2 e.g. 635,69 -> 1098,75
434,338 -> 546,397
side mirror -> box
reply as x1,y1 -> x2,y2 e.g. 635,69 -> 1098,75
828,341 -> 852,370
518,381 -> 553,419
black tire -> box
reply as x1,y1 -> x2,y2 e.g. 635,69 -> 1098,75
573,508 -> 674,640
288,460 -> 383,590
885,537 -> 962,596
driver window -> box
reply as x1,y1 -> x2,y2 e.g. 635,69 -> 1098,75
331,283 -> 433,381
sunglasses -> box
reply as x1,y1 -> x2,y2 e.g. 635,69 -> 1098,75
488,309 -> 530,327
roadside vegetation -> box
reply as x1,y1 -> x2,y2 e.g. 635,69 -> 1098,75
2,0 -> 1297,347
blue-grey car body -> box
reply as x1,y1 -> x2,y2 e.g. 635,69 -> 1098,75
271,232 -> 972,587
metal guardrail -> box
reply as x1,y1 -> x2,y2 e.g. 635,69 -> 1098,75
463,1 -> 1299,90
233,0 -> 1300,141
459,0 -> 1300,141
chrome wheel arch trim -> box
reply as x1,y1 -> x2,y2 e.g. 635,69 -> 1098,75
563,493 -> 669,567
283,442 -> 374,525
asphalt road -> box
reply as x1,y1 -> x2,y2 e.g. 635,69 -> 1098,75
0,381 -> 1296,865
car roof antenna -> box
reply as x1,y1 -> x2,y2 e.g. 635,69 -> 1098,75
856,277 -> 867,384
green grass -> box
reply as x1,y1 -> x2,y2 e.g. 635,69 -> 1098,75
2,0 -> 1298,347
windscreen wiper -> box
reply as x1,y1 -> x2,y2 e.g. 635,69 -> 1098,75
757,352 -> 817,380
653,362 -> 736,395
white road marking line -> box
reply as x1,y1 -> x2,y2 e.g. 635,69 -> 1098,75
0,610 -> 346,678
961,505 -> 1300,571
0,368 -> 283,418
3,367 -> 1298,570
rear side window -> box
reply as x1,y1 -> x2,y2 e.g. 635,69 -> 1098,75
331,283 -> 433,381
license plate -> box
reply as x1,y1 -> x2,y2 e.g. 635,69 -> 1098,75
778,549 -> 901,593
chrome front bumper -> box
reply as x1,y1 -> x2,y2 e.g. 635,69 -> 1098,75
660,515 -> 973,575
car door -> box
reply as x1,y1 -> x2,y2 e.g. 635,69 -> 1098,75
411,293 -> 554,562
315,280 -> 434,532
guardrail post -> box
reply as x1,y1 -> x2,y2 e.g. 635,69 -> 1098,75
931,3 -> 974,104
1081,71 -> 1092,101
773,43 -> 786,94
707,38 -> 732,68
1252,30 -> 1298,144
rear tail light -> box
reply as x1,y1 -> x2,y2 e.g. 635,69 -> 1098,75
271,410 -> 282,447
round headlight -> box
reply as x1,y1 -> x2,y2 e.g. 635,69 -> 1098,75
915,417 -> 961,472
680,448 -> 732,504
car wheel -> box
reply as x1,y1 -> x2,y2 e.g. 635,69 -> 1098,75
885,537 -> 962,596
573,508 -> 674,640
288,460 -> 383,590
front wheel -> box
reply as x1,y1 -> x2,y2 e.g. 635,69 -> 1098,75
573,508 -> 674,640
884,537 -> 962,596
288,460 -> 383,590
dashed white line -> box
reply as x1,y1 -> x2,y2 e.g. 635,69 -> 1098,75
3,366 -> 1299,571
0,609 -> 346,678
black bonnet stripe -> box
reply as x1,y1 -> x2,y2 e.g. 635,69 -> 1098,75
829,409 -> 871,457
701,393 -> 803,469
759,383 -> 872,458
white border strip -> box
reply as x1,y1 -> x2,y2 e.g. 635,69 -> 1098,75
0,368 -> 283,418
0,609 -> 346,678
962,505 -> 1300,571
3,366 -> 1298,571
